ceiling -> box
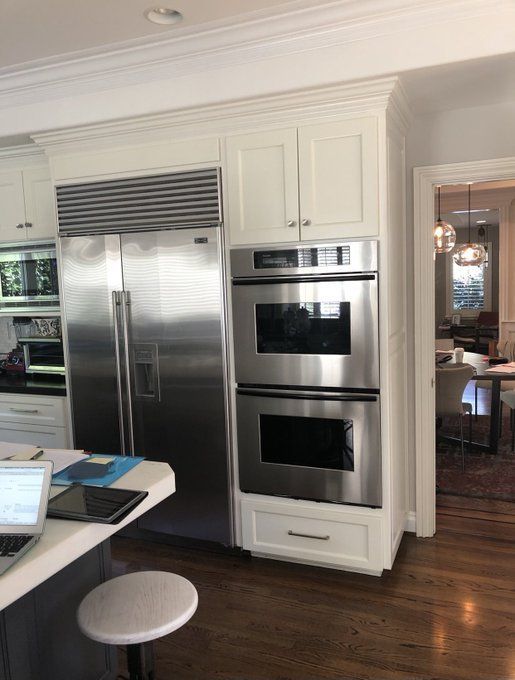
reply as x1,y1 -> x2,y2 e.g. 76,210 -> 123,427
0,0 -> 330,71
0,0 -> 514,132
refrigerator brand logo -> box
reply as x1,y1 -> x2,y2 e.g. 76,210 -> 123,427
194,237 -> 208,244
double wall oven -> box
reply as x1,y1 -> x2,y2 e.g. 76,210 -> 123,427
231,241 -> 381,507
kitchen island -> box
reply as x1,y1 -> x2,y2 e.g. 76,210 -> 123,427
0,460 -> 175,680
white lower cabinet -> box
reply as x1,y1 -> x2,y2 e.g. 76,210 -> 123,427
0,393 -> 69,448
241,494 -> 384,575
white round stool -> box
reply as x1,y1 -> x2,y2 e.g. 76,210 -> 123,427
77,571 -> 198,680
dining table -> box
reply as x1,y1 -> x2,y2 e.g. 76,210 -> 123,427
439,351 -> 515,453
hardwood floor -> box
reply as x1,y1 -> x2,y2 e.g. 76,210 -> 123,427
111,513 -> 515,680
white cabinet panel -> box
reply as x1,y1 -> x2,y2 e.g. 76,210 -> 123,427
0,422 -> 68,448
0,170 -> 26,242
298,117 -> 379,240
241,495 -> 383,575
226,129 -> 299,245
0,166 -> 55,243
22,167 -> 57,240
0,394 -> 66,427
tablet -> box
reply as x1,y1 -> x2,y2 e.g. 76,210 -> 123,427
47,484 -> 148,523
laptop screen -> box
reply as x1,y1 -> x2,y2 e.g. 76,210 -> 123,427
0,466 -> 46,526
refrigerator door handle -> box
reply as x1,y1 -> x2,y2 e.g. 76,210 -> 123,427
121,290 -> 136,456
112,290 -> 127,455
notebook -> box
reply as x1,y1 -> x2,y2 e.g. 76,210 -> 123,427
0,460 -> 53,576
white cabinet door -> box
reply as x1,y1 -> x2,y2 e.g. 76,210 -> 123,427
225,129 -> 299,245
298,117 -> 379,241
22,167 -> 57,240
0,170 -> 26,242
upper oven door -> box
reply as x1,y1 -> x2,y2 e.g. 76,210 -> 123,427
232,273 -> 379,390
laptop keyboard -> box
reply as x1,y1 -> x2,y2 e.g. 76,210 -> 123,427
0,535 -> 32,557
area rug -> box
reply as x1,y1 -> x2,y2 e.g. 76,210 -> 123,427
436,414 -> 515,501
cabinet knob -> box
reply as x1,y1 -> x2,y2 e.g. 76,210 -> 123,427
24,222 -> 32,229
15,223 -> 24,229
287,219 -> 297,228
301,219 -> 311,226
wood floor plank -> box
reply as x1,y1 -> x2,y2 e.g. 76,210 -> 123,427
111,513 -> 515,680
437,493 -> 515,518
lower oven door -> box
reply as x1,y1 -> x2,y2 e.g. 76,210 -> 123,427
236,388 -> 381,507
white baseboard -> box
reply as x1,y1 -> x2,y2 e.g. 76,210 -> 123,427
404,511 -> 416,533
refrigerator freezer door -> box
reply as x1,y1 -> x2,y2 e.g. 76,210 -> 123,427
60,234 -> 128,454
119,227 -> 233,545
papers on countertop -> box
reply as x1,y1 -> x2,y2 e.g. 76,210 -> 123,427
0,441 -> 88,473
485,361 -> 515,374
0,441 -> 40,460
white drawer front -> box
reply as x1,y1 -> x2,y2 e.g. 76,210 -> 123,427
241,496 -> 383,574
0,394 -> 66,427
0,422 -> 68,449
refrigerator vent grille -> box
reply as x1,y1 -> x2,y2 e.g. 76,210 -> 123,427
56,168 -> 221,234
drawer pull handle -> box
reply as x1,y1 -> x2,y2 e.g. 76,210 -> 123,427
288,530 -> 330,541
9,408 -> 40,414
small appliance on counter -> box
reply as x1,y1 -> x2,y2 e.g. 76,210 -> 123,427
13,317 -> 65,376
0,347 -> 25,374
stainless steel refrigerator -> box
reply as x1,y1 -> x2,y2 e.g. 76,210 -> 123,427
57,169 -> 234,545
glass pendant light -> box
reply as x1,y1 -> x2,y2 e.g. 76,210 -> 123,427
433,185 -> 456,253
453,184 -> 486,266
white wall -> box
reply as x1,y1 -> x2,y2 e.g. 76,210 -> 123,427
405,100 -> 515,512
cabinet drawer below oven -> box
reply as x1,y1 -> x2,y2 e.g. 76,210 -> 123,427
241,495 -> 383,575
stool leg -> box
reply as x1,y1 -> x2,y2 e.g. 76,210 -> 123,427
127,642 -> 156,680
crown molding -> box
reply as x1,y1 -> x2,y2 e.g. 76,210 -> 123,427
32,76 -> 407,154
0,0 -> 510,108
0,144 -> 45,160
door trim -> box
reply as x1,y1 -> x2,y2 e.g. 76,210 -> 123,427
413,155 -> 515,537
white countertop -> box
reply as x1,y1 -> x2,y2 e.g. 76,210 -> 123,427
0,460 -> 175,611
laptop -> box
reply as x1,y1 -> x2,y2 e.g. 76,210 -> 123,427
0,460 -> 53,575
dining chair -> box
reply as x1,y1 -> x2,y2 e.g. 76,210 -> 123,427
475,339 -> 515,420
435,364 -> 475,471
435,339 -> 454,351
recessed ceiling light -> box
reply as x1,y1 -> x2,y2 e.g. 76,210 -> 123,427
144,7 -> 183,25
476,219 -> 487,224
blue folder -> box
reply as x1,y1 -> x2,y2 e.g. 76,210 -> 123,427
52,454 -> 145,486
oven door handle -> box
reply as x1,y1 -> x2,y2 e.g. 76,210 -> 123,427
236,387 -> 378,402
232,273 -> 376,285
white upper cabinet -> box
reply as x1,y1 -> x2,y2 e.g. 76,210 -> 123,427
298,118 -> 378,241
22,167 -> 57,241
225,128 -> 299,245
0,171 -> 26,239
0,165 -> 56,243
225,116 -> 379,245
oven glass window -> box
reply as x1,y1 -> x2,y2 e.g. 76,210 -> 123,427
260,414 -> 354,471
0,258 -> 59,299
26,342 -> 64,368
255,302 -> 350,355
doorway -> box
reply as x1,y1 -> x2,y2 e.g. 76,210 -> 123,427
413,157 -> 515,537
